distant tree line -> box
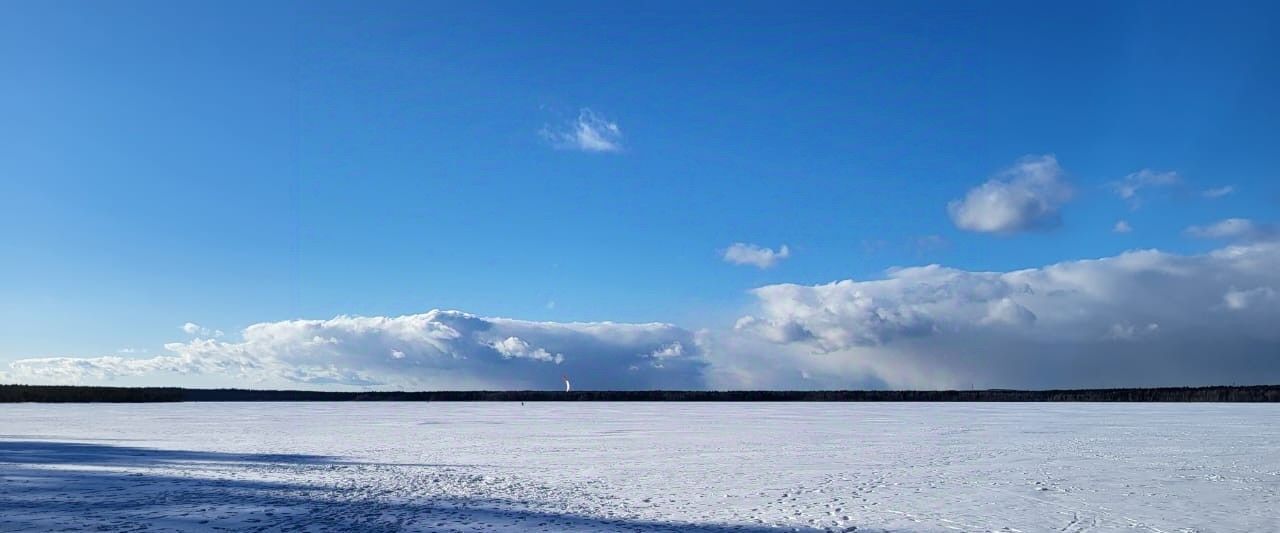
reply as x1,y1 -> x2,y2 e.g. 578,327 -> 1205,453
0,385 -> 184,403
3,384 -> 1280,403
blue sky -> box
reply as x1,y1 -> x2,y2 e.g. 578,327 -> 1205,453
2,2 -> 1278,389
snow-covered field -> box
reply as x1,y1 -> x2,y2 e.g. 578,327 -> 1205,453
1,403 -> 1276,532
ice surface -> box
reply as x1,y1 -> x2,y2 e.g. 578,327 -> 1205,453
1,402 -> 1276,532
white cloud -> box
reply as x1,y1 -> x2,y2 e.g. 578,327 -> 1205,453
181,322 -> 223,338
1223,286 -> 1278,310
1113,220 -> 1133,233
9,244 -> 1280,391
1186,218 -> 1278,242
732,241 -> 1280,389
1110,169 -> 1179,206
5,311 -> 704,390
648,342 -> 684,359
1202,186 -> 1236,199
947,154 -> 1074,234
1105,322 -> 1160,341
4,356 -> 214,385
722,243 -> 790,269
981,297 -> 1038,327
489,336 -> 564,364
540,108 -> 623,153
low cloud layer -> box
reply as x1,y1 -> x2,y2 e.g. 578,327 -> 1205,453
722,243 -> 791,269
4,311 -> 705,390
948,155 -> 1074,234
7,242 -> 1279,391
732,241 -> 1280,389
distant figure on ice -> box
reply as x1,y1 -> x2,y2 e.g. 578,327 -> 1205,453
563,374 -> 572,392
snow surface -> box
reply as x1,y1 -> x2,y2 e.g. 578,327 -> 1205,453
1,402 -> 1277,532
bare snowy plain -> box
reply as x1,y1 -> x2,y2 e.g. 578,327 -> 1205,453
1,403 -> 1276,532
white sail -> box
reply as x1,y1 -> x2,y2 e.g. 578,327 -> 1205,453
563,375 -> 571,392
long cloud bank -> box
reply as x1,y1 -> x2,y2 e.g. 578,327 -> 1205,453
5,241 -> 1279,390
3,311 -> 705,390
731,240 -> 1280,389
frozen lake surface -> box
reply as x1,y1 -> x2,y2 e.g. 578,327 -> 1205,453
1,402 -> 1277,532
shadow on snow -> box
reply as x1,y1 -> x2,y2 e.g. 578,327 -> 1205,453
0,439 -> 835,532
0,439 -> 336,468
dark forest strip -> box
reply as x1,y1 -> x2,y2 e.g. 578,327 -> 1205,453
2,384 -> 1279,403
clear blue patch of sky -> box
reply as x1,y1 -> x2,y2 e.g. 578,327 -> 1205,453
1,1 -> 1276,357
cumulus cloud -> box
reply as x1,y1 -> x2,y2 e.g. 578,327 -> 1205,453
181,322 -> 224,338
722,243 -> 791,269
1202,186 -> 1236,199
732,241 -> 1280,389
1110,169 -> 1179,206
4,311 -> 705,390
1113,220 -> 1133,233
9,244 -> 1280,392
540,108 -> 623,153
947,154 -> 1074,234
1186,218 -> 1278,242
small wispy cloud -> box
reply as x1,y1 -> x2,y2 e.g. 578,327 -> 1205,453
1113,220 -> 1133,233
540,108 -> 623,153
181,322 -> 224,338
1202,186 -> 1236,199
722,243 -> 790,269
1110,169 -> 1179,207
1105,322 -> 1160,341
648,342 -> 685,360
1185,218 -> 1278,242
912,235 -> 949,255
1223,286 -> 1278,311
